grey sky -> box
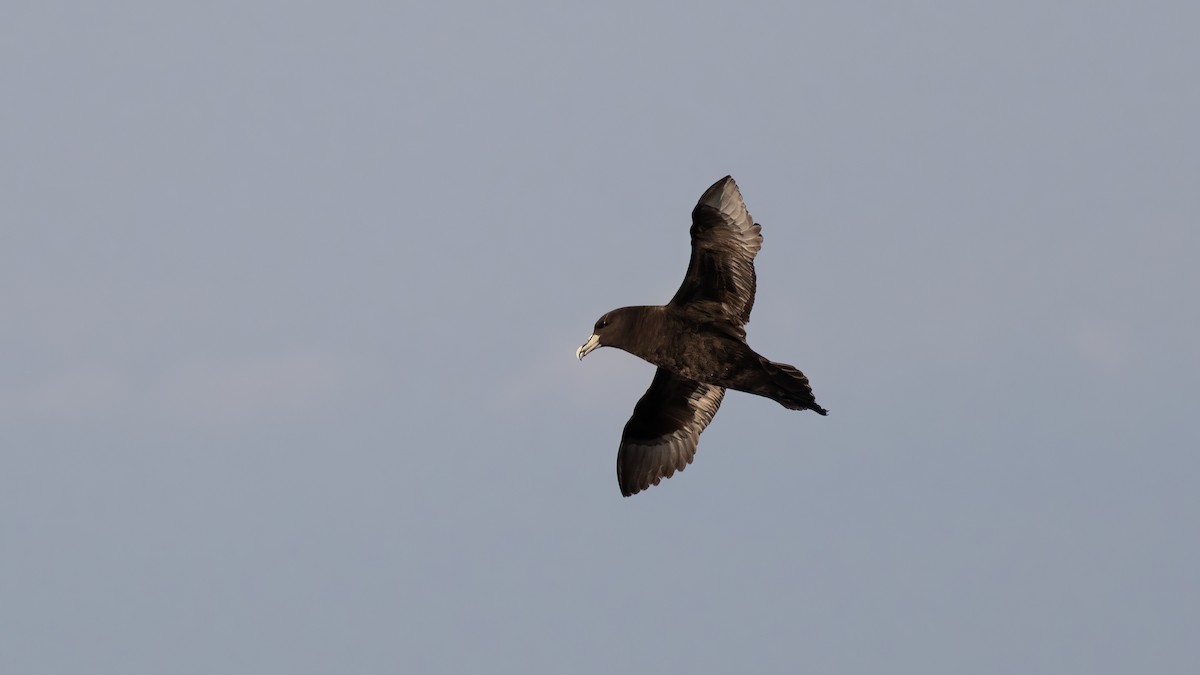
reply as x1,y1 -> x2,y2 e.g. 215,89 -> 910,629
3,2 -> 1198,673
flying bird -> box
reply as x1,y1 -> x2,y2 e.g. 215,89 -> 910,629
576,176 -> 827,497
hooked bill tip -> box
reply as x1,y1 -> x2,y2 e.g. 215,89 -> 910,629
576,334 -> 600,360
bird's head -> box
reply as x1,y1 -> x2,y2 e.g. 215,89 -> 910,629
576,308 -> 637,360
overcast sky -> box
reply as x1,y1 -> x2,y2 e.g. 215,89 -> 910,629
3,2 -> 1198,673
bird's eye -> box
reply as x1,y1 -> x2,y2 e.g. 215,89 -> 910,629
599,318 -> 610,328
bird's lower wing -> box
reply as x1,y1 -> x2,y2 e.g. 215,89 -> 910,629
617,368 -> 725,497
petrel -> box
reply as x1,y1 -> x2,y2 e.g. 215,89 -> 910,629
576,176 -> 827,497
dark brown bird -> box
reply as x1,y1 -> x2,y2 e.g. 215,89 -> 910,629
576,176 -> 827,497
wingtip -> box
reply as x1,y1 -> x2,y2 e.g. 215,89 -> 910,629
617,471 -> 636,497
711,175 -> 737,191
696,175 -> 746,213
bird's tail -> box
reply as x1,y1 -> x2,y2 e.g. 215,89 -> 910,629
761,359 -> 828,415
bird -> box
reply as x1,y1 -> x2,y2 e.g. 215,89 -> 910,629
576,176 -> 827,497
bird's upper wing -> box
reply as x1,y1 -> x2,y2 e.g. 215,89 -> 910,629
617,368 -> 725,497
667,176 -> 763,327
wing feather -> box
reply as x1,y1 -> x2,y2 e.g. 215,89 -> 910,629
617,368 -> 725,496
667,176 -> 763,326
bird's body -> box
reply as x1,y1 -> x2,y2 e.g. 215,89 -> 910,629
577,176 -> 826,496
591,305 -> 823,410
586,306 -> 744,381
